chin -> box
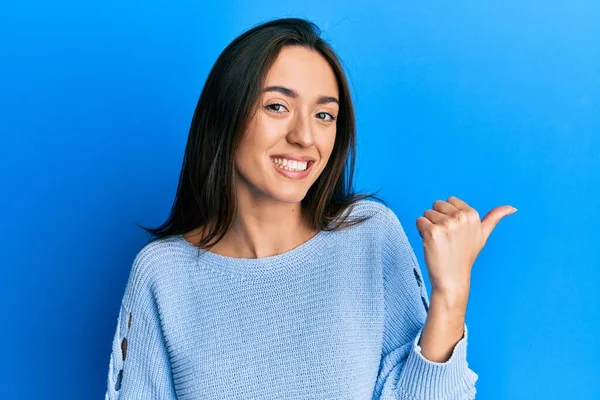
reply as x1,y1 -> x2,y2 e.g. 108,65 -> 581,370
270,191 -> 307,204
266,184 -> 310,204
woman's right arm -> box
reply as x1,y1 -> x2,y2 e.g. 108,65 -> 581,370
105,255 -> 178,400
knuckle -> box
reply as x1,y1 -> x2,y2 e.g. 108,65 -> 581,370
469,209 -> 480,221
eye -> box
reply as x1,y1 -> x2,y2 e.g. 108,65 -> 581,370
265,103 -> 288,113
316,112 -> 337,122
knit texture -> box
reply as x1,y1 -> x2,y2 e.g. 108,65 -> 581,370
105,199 -> 478,399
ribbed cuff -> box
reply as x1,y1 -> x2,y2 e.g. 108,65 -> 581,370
397,323 -> 477,399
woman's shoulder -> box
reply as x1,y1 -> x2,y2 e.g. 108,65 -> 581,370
131,234 -> 179,267
123,235 -> 188,293
347,199 -> 414,251
329,198 -> 405,246
348,198 -> 391,217
346,198 -> 402,230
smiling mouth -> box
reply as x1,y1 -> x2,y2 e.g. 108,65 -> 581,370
270,157 -> 314,172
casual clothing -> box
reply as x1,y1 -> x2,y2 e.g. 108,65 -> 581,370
105,199 -> 478,399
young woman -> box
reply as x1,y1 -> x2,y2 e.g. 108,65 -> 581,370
105,16 -> 515,400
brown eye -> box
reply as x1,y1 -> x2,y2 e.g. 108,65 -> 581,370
265,104 -> 287,113
317,112 -> 336,122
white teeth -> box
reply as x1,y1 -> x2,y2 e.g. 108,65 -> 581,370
271,157 -> 310,171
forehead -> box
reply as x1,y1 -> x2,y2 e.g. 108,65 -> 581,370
263,46 -> 339,99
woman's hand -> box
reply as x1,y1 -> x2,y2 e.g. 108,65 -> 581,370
415,196 -> 517,362
416,196 -> 517,303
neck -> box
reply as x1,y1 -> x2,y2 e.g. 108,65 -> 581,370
186,185 -> 316,259
222,199 -> 315,258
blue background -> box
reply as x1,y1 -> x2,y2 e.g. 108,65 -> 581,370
2,1 -> 598,398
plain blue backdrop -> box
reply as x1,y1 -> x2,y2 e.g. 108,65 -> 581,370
1,1 -> 598,399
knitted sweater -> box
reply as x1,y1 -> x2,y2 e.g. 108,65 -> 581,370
105,199 -> 478,399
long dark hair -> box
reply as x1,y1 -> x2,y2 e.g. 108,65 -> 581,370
137,17 -> 385,249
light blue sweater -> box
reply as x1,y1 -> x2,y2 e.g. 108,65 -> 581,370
105,199 -> 478,399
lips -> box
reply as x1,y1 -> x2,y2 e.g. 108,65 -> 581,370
270,156 -> 314,180
269,153 -> 316,162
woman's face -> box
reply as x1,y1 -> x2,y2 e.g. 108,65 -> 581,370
234,45 -> 339,204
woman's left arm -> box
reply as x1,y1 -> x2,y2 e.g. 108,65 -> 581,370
371,198 -> 516,400
415,196 -> 516,363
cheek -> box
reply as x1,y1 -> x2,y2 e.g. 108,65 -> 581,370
318,134 -> 336,163
234,119 -> 279,176
241,114 -> 281,151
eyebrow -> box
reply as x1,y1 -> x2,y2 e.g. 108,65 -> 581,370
262,85 -> 339,105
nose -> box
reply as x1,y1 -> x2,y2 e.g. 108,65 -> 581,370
287,109 -> 314,148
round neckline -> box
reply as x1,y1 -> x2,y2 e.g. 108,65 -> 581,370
175,228 -> 331,277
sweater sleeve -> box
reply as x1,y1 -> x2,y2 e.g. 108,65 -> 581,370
371,207 -> 479,400
105,253 -> 178,400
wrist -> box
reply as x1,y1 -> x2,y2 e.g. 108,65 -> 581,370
430,288 -> 469,312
